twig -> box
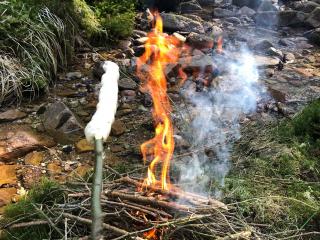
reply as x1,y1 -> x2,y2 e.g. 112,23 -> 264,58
7,220 -> 49,229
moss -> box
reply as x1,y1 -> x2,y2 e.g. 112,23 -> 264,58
1,179 -> 64,240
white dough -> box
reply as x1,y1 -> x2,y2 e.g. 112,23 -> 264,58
84,61 -> 119,143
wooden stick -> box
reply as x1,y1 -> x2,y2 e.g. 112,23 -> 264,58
91,138 -> 105,240
7,220 -> 49,229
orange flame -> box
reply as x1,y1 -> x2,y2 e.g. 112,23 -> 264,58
136,13 -> 182,191
143,229 -> 157,239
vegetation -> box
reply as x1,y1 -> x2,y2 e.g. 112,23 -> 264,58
0,179 -> 64,240
225,99 -> 320,237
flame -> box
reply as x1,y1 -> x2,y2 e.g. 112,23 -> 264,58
136,13 -> 183,191
143,229 -> 157,239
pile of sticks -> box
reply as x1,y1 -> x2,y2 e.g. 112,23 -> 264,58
63,175 -> 252,240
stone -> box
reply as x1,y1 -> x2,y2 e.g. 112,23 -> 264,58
278,38 -> 294,46
24,151 -> 43,166
0,165 -> 17,186
132,30 -> 147,38
213,8 -> 235,18
184,14 -> 203,23
253,55 -> 280,67
232,0 -> 262,9
198,0 -> 215,5
257,0 -> 277,12
69,164 -> 91,179
225,17 -> 241,25
111,120 -> 125,136
121,90 -> 136,97
255,11 -> 278,27
267,47 -> 283,58
278,10 -> 307,27
179,54 -> 216,72
268,87 -> 286,102
66,72 -> 82,80
253,39 -> 274,51
42,102 -> 84,144
186,32 -> 214,49
0,109 -> 27,122
47,162 -> 62,175
0,129 -> 55,161
179,2 -> 202,13
110,145 -> 124,153
160,13 -> 204,34
238,6 -> 256,17
299,2 -> 320,13
284,52 -> 295,63
118,78 -> 137,90
133,45 -> 145,57
306,28 -> 320,46
133,37 -> 148,45
173,32 -> 187,42
75,139 -> 94,153
0,188 -> 16,207
118,40 -> 131,50
305,7 -> 320,28
55,89 -> 80,98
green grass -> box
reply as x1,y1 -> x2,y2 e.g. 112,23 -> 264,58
224,100 -> 320,237
1,178 -> 64,240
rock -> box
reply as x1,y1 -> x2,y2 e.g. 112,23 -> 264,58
0,188 -> 16,208
198,0 -> 215,5
299,1 -> 320,13
238,6 -> 256,17
278,10 -> 307,27
267,47 -> 283,58
133,37 -> 148,45
306,28 -> 320,45
173,32 -> 187,42
121,90 -> 136,97
253,55 -> 280,67
24,151 -> 43,166
179,2 -> 202,13
255,11 -> 278,27
55,89 -> 80,98
0,109 -> 27,122
75,139 -> 94,153
253,39 -> 274,51
69,164 -> 91,179
42,102 -> 84,144
183,14 -> 203,23
132,30 -> 147,38
213,8 -> 235,18
186,32 -> 214,49
284,52 -> 295,63
0,129 -> 55,161
225,17 -> 241,25
66,72 -> 82,80
305,7 -> 320,28
179,54 -> 217,73
257,0 -> 277,12
160,13 -> 205,34
111,120 -> 125,136
278,38 -> 294,46
118,78 -> 137,90
118,40 -> 131,50
92,61 -> 105,79
133,45 -> 145,57
0,165 -> 17,186
268,87 -> 286,102
110,145 -> 124,153
232,0 -> 262,9
47,162 -> 62,175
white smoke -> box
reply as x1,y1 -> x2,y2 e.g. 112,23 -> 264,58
177,48 -> 265,197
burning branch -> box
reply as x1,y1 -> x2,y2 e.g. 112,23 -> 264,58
85,61 -> 120,240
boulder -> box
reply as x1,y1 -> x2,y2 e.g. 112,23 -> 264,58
179,2 -> 202,13
42,102 -> 84,144
186,32 -> 214,49
257,0 -> 278,12
160,13 -> 204,34
255,11 -> 278,27
305,7 -> 320,28
253,39 -> 274,51
213,8 -> 235,18
278,10 -> 307,27
0,128 -> 55,161
238,6 -> 256,17
306,28 -> 320,45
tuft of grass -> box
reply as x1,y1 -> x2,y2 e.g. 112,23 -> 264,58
225,100 -> 320,237
1,178 -> 64,240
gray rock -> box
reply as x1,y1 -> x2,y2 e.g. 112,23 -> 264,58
198,0 -> 215,5
133,45 -> 145,57
311,0 -> 320,4
0,109 -> 27,122
253,39 -> 274,51
305,7 -> 320,28
66,72 -> 82,80
205,24 -> 223,37
132,30 -> 147,38
183,14 -> 203,23
255,11 -> 278,26
278,38 -> 294,46
278,10 -> 307,27
42,102 -> 84,144
179,54 -> 216,72
225,17 -> 242,24
118,78 -> 137,90
186,32 -> 214,49
232,0 -> 262,9
298,1 -> 320,13
213,8 -> 235,18
238,6 -> 256,17
306,28 -> 320,45
179,2 -> 202,13
267,47 -> 283,58
160,13 -> 204,34
257,0 -> 278,12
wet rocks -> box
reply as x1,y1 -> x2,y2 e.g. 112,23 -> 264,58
278,10 -> 307,27
305,7 -> 320,28
0,109 -> 27,122
42,102 -> 84,144
160,13 -> 204,34
0,129 -> 55,161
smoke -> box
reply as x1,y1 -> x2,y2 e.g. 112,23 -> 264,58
177,48 -> 266,197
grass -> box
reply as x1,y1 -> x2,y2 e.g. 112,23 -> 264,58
0,178 -> 64,240
224,99 -> 320,237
